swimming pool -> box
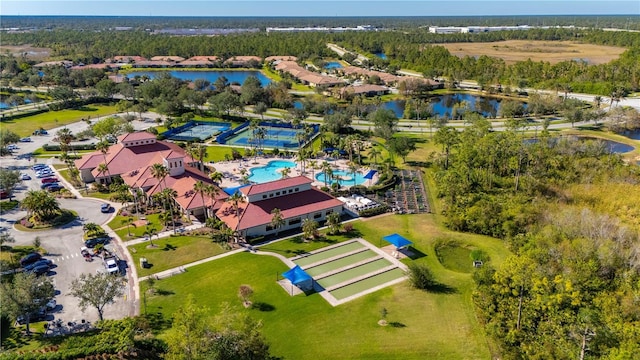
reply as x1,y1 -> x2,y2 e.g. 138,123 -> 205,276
316,169 -> 367,186
248,160 -> 296,183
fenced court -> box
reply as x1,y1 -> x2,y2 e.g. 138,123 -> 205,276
163,121 -> 231,141
289,238 -> 408,306
217,121 -> 319,150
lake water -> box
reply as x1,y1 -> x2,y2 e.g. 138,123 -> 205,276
525,136 -> 634,154
324,62 -> 343,69
125,70 -> 272,87
622,130 -> 640,140
0,98 -> 33,110
383,93 -> 523,119
374,53 -> 387,60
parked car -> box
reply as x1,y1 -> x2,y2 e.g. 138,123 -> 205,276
85,236 -> 110,248
7,144 -> 18,150
46,184 -> 64,192
19,137 -> 32,142
41,182 -> 59,189
24,259 -> 53,271
16,308 -> 47,325
100,204 -> 113,213
41,177 -> 59,184
32,129 -> 48,135
37,172 -> 54,179
20,173 -> 32,180
33,164 -> 48,170
0,189 -> 8,199
29,264 -> 51,276
20,253 -> 42,267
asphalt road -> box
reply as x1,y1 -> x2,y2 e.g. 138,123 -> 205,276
1,157 -> 132,327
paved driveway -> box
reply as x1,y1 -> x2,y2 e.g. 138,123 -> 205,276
1,158 -> 132,327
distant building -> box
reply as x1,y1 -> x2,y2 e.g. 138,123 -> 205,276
216,176 -> 343,239
266,25 -> 374,33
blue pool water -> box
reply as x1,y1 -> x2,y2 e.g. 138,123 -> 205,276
324,62 -> 343,69
316,169 -> 367,186
249,160 -> 297,183
374,53 -> 388,60
125,70 -> 272,87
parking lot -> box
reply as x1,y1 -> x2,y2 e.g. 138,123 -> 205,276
1,157 -> 134,328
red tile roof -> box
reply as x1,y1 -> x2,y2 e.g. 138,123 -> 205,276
118,132 -> 157,142
150,56 -> 185,62
241,176 -> 312,196
217,188 -> 342,231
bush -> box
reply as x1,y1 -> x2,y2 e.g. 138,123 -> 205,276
358,205 -> 389,217
407,262 -> 437,290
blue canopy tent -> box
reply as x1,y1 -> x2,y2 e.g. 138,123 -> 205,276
383,233 -> 413,249
282,265 -> 313,294
363,169 -> 377,185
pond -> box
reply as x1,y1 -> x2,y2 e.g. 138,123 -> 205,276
125,70 -> 272,87
374,53 -> 387,60
621,130 -> 640,140
324,62 -> 343,69
382,93 -> 525,119
0,97 -> 33,110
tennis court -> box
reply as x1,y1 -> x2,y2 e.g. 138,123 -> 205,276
164,121 -> 231,141
225,126 -> 306,149
289,239 -> 408,306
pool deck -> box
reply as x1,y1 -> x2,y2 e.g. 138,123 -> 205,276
210,156 -> 377,190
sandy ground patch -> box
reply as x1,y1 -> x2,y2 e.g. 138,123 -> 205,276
440,40 -> 626,65
0,44 -> 51,60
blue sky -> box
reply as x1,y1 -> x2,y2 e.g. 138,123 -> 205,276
1,1 -> 639,17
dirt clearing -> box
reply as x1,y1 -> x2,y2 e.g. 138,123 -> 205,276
0,44 -> 51,60
440,40 -> 626,65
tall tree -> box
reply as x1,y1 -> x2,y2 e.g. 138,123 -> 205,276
270,208 -> 285,236
1,272 -> 55,334
70,273 -> 125,321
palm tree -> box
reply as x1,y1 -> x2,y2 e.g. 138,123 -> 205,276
228,191 -> 245,217
22,190 -> 60,222
348,162 -> 360,187
331,149 -> 341,166
270,208 -> 285,236
143,224 -> 158,247
95,140 -> 111,182
593,95 -> 602,109
96,163 -> 110,183
281,167 -> 291,179
209,171 -> 224,186
187,143 -> 208,172
369,147 -> 381,168
82,222 -> 102,238
193,180 -> 208,221
302,218 -> 318,240
150,164 -> 169,191
161,188 -> 178,234
203,184 -> 220,219
326,212 -> 342,235
321,161 -> 333,187
120,216 -> 135,236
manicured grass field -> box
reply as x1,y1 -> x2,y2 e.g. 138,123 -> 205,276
316,258 -> 391,288
293,241 -> 365,267
434,240 -> 474,273
204,145 -> 247,162
108,213 -> 163,240
129,235 -> 228,277
329,268 -> 406,300
303,249 -> 376,276
146,213 -> 511,359
1,104 -> 117,137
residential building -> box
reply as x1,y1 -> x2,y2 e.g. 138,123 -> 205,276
274,61 -> 344,88
216,176 -> 343,239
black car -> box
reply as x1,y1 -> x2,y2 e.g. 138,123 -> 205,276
24,259 -> 53,272
41,182 -> 59,189
20,253 -> 42,267
46,184 -> 64,192
16,308 -> 47,325
29,264 -> 51,276
85,237 -> 110,248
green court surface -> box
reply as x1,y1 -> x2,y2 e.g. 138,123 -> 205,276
303,249 -> 377,277
316,258 -> 392,288
293,241 -> 364,267
329,268 -> 406,300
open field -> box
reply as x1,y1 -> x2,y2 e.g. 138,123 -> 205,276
0,44 -> 51,60
146,214 -> 511,359
0,104 -> 117,137
440,40 -> 626,65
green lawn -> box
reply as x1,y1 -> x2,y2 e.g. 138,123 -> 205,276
108,213 -> 163,241
146,213 -> 511,359
129,235 -> 228,277
1,104 -> 118,137
205,145 -> 246,162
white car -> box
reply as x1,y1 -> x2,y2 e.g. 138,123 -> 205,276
20,173 -> 31,180
7,144 -> 18,150
19,137 -> 32,142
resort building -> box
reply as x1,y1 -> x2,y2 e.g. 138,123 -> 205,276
150,56 -> 185,63
107,56 -> 148,64
75,131 -> 227,218
339,84 -> 389,99
224,56 -> 262,68
274,61 -> 345,88
216,176 -> 343,239
177,56 -> 220,67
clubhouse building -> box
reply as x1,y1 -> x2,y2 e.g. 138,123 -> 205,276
75,131 -> 228,218
216,176 -> 343,239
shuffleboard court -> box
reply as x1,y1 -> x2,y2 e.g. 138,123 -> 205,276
316,258 -> 392,288
329,268 -> 406,300
304,250 -> 377,277
293,241 -> 365,267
